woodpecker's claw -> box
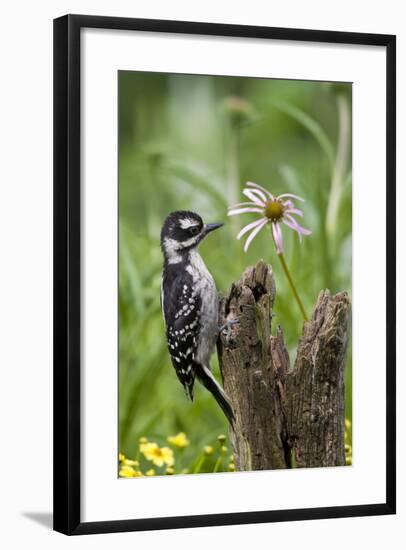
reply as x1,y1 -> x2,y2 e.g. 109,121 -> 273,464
219,319 -> 239,343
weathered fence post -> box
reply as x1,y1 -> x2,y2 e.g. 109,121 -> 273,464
217,260 -> 350,470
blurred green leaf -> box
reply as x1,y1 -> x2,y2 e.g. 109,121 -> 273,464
273,99 -> 335,167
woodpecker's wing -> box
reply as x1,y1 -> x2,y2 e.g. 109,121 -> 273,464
162,271 -> 201,400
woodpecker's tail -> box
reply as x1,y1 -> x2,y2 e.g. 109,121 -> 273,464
194,362 -> 235,425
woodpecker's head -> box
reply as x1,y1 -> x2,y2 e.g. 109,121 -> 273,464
161,211 -> 223,263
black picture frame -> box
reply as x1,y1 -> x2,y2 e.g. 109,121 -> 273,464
53,14 -> 396,535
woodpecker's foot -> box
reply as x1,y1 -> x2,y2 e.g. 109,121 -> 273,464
219,319 -> 239,343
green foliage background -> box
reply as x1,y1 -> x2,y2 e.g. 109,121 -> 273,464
119,71 -> 352,467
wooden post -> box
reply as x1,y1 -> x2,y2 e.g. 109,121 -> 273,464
217,261 -> 350,470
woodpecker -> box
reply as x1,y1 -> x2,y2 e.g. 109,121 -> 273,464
160,211 -> 235,424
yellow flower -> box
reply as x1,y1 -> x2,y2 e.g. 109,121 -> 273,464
166,466 -> 175,475
122,458 -> 139,467
345,418 -> 351,430
204,446 -> 214,456
218,434 -> 226,444
167,432 -> 190,448
118,453 -> 125,462
119,465 -> 143,478
146,469 -> 156,476
141,442 -> 174,467
220,446 -> 228,454
229,463 -> 235,471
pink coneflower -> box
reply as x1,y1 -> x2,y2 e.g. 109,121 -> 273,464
228,181 -> 312,321
228,181 -> 311,253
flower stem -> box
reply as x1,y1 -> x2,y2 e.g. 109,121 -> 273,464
193,454 -> 205,474
269,226 -> 308,320
213,454 -> 223,473
277,252 -> 308,321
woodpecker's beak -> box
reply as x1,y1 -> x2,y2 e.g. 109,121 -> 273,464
204,223 -> 224,234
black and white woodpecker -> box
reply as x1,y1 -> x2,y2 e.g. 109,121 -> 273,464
160,211 -> 235,424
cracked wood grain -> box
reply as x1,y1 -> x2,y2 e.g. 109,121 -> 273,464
217,261 -> 350,471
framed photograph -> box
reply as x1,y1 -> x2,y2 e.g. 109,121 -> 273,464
53,14 -> 396,535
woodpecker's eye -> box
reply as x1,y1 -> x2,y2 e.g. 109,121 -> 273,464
189,226 -> 200,236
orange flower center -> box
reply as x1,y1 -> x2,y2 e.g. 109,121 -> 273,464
265,200 -> 284,221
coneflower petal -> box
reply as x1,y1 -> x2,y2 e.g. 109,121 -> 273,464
272,222 -> 283,254
237,217 -> 267,240
243,218 -> 268,252
246,181 -> 274,199
277,193 -> 305,202
284,207 -> 303,218
283,219 -> 302,242
228,201 -> 259,209
243,188 -> 267,206
284,213 -> 312,233
283,215 -> 312,239
228,207 -> 264,216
